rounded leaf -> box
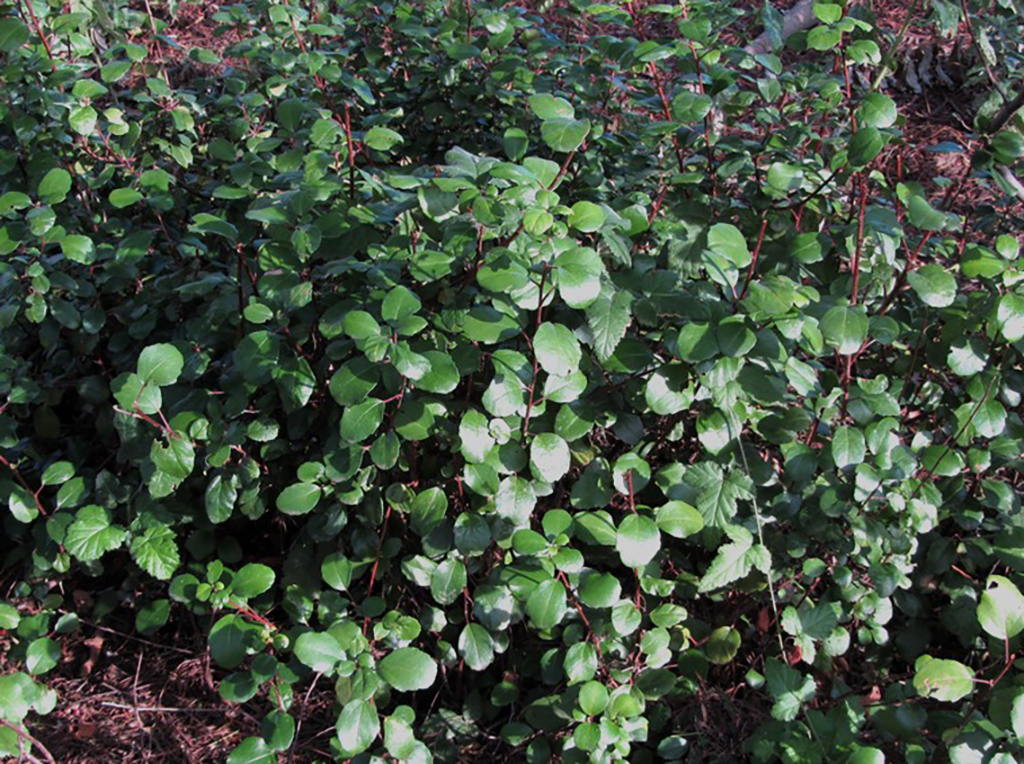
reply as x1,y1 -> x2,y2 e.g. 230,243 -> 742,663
379,648 -> 438,692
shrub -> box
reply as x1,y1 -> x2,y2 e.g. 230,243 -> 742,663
2,0 -> 1024,761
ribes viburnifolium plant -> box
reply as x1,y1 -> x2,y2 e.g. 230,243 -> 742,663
2,0 -> 1024,761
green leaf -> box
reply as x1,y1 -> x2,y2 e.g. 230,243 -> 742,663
556,246 -> 605,309
848,127 -> 883,168
913,655 -> 974,702
60,234 -> 95,264
65,505 -> 127,562
526,579 -> 567,630
699,526 -> 763,593
997,293 -> 1024,342
0,603 -> 21,630
503,127 -> 529,160
135,599 -> 171,635
534,322 -> 582,377
130,525 -> 180,579
459,624 -> 494,671
364,126 -> 403,151
528,94 -> 575,120
227,737 -> 275,764
410,487 -> 448,537
418,186 -> 459,222
530,433 -> 570,484
568,200 -> 605,232
857,93 -> 897,128
579,571 -> 621,609
384,713 -> 417,759
206,473 -> 239,524
232,564 -> 275,598
831,426 -> 866,469
705,626 -> 741,665
541,118 -> 590,153
341,399 -> 385,443
38,168 -> 72,204
672,90 -> 713,122
907,264 -> 957,308
656,501 -> 703,538
26,638 -> 60,675
977,575 -> 1024,640
137,344 -> 184,386
379,647 -> 438,691
109,187 -> 144,208
616,514 -> 661,567
69,104 -> 98,135
329,357 -> 379,405
899,183 -> 957,231
382,285 -> 422,322
821,305 -> 868,355
336,700 -> 379,756
579,681 -> 609,716
0,18 -> 30,52
564,642 -> 597,683
209,614 -> 260,669
262,710 -> 295,752
686,463 -> 753,529
495,476 -> 536,526
40,461 -> 74,486
586,289 -> 633,361
765,659 -> 816,721
417,351 -> 459,394
294,632 -> 344,673
706,223 -> 750,268
275,483 -> 322,516
431,558 -> 467,606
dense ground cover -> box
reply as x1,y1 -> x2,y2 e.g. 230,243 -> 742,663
2,0 -> 1024,761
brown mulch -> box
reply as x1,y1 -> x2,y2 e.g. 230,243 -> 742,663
2,601 -> 340,763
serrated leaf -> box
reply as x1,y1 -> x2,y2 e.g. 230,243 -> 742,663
586,289 -> 633,361
65,505 -> 127,562
130,525 -> 180,579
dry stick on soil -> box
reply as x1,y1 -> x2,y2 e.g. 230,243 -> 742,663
97,702 -> 224,713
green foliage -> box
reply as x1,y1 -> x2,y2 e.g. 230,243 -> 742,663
2,0 -> 1024,761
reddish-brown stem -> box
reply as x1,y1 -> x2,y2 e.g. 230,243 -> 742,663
850,173 -> 868,304
281,0 -> 308,53
739,215 -> 770,301
548,150 -> 575,190
17,0 -> 56,72
647,182 -> 669,224
363,505 -> 393,636
227,600 -> 277,631
556,570 -> 602,652
343,102 -> 356,200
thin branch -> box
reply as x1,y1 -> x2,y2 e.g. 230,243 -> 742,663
0,719 -> 56,764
